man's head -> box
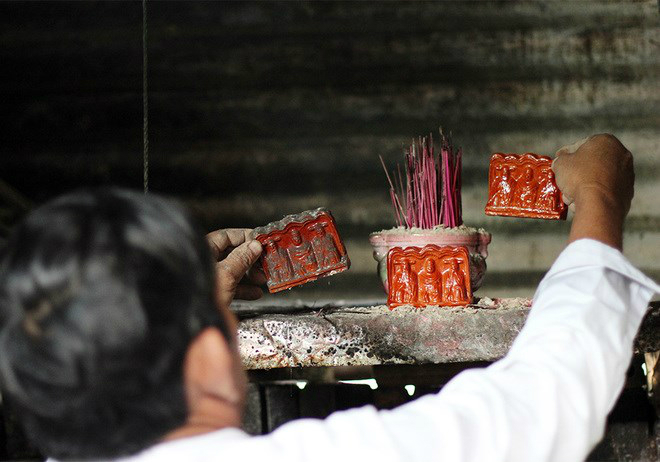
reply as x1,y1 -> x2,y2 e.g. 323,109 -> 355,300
0,188 -> 243,460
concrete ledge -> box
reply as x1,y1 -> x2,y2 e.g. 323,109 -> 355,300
238,299 -> 660,370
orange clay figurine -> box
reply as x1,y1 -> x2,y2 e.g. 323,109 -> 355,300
387,245 -> 472,308
485,153 -> 567,220
253,208 -> 350,293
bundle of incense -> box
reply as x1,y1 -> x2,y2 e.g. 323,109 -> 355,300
380,130 -> 462,229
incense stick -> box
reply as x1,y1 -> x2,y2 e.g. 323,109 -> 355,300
380,130 -> 463,229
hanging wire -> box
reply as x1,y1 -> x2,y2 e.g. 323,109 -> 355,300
142,0 -> 149,193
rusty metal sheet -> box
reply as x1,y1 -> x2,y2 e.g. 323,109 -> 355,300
238,299 -> 660,370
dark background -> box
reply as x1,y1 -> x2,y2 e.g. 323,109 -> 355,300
1,0 -> 659,302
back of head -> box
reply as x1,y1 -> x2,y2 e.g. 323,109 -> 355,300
0,188 -> 226,460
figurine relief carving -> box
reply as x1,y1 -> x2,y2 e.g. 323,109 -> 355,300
490,166 -> 515,207
387,245 -> 472,308
444,260 -> 467,304
537,167 -> 560,210
309,222 -> 341,269
262,237 -> 293,285
485,153 -> 567,220
287,228 -> 318,274
514,166 -> 537,209
418,258 -> 441,305
391,259 -> 417,305
253,208 -> 350,293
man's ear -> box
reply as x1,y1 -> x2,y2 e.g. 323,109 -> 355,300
183,327 -> 243,408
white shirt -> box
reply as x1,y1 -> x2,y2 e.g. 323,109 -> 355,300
57,239 -> 660,462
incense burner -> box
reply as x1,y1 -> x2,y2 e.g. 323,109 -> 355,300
485,153 -> 567,220
369,226 -> 491,293
252,208 -> 350,293
375,132 -> 490,294
387,245 -> 472,308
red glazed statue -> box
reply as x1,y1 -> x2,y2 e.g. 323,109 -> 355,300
485,153 -> 567,220
387,245 -> 472,308
253,208 -> 350,293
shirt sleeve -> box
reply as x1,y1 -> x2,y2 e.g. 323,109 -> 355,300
261,239 -> 659,462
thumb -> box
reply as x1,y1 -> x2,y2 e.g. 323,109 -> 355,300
554,136 -> 591,158
216,240 -> 263,308
551,153 -> 575,206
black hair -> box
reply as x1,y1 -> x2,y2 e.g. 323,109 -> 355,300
0,188 -> 229,460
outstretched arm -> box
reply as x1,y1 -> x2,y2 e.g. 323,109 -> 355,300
258,135 -> 658,462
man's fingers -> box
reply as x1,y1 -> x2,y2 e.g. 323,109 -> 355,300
216,240 -> 263,308
234,285 -> 264,301
551,150 -> 571,174
239,265 -> 267,287
207,228 -> 253,260
554,136 -> 591,158
219,241 -> 263,285
552,151 -> 575,206
246,266 -> 267,286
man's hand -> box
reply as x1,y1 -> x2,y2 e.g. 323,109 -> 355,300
206,229 -> 265,310
552,134 -> 634,250
553,134 -> 634,213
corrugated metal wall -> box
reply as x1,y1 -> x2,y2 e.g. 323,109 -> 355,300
1,1 -> 658,301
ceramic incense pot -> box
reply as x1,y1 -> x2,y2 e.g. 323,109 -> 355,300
485,153 -> 567,220
387,245 -> 472,308
252,208 -> 350,293
369,227 -> 491,293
